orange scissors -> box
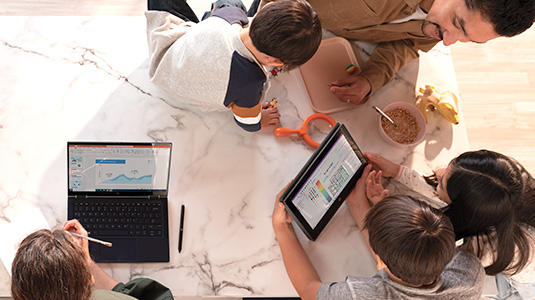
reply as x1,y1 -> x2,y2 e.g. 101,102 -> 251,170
274,113 -> 336,148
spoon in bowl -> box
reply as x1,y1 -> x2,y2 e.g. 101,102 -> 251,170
372,106 -> 397,127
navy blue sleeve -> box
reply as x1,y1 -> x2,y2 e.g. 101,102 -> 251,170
211,7 -> 249,26
236,118 -> 261,132
224,52 -> 266,132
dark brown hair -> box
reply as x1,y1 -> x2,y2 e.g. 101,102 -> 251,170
438,150 -> 535,275
249,0 -> 322,70
465,0 -> 535,37
364,196 -> 456,285
11,229 -> 93,300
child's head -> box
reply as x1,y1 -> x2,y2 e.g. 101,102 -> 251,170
440,149 -> 535,275
443,150 -> 525,238
11,229 -> 93,300
249,0 -> 322,70
364,195 -> 456,286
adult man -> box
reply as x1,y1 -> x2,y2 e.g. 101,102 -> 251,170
251,0 -> 535,104
272,165 -> 485,299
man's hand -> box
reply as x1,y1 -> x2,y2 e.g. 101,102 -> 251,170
364,152 -> 401,178
329,75 -> 371,105
261,102 -> 280,129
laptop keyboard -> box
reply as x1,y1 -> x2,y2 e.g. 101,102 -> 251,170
73,201 -> 163,237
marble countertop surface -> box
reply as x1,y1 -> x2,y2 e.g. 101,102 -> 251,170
0,16 -> 478,297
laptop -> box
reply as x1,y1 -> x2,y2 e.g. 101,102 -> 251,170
67,142 -> 172,262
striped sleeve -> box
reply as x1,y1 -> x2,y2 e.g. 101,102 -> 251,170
223,52 -> 266,132
396,166 -> 446,208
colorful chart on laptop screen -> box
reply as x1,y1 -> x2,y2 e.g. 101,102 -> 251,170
68,144 -> 171,192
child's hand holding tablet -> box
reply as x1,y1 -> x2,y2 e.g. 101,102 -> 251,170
279,123 -> 368,241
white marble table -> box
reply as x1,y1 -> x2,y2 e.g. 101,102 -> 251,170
0,16 -> 477,298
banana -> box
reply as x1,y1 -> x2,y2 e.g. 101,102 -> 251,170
436,91 -> 460,124
416,96 -> 436,123
415,85 -> 439,123
415,85 -> 459,125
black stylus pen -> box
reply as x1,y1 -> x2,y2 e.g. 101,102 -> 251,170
178,204 -> 185,253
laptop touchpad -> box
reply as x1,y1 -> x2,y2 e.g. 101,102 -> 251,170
93,239 -> 137,262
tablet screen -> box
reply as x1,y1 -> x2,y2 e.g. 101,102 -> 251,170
281,123 -> 367,241
292,134 -> 363,228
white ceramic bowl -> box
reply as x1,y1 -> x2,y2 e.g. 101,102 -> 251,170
378,102 -> 426,147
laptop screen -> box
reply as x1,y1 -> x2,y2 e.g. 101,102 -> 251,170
68,142 -> 172,194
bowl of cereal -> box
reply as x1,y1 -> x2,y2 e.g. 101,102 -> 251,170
378,102 -> 426,147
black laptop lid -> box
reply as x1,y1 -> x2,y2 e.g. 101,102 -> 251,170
68,142 -> 172,197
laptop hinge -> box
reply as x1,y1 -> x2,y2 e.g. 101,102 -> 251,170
74,195 -> 88,200
148,195 -> 161,200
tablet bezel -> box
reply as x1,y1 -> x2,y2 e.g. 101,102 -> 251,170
280,123 -> 367,241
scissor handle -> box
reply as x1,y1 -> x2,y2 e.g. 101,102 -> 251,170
274,127 -> 300,137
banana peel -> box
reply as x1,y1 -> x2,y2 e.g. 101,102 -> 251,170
415,85 -> 460,125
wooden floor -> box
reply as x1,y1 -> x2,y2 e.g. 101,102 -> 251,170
451,31 -> 535,174
2,0 -> 535,174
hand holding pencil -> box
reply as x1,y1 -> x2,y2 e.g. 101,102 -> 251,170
69,232 -> 112,248
61,219 -> 93,260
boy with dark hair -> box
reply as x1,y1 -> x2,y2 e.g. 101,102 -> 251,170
272,165 -> 485,300
146,0 -> 322,132
363,194 -> 457,287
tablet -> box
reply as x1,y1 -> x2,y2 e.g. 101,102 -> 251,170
280,123 -> 367,241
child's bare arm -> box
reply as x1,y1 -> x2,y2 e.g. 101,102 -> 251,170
345,165 -> 381,264
273,184 -> 322,300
